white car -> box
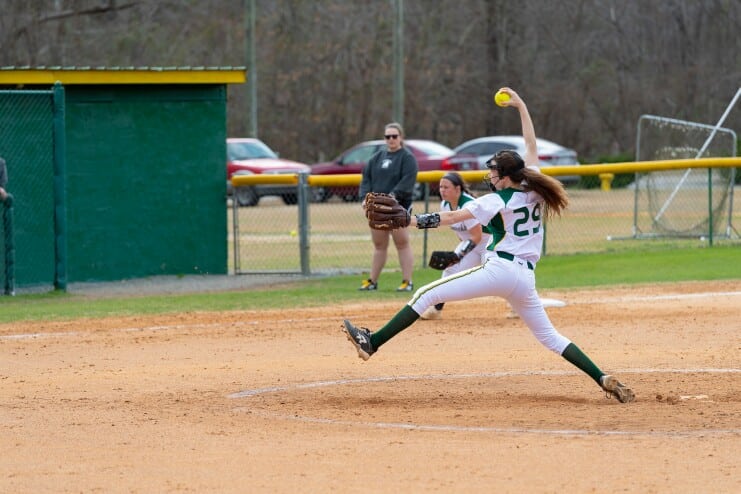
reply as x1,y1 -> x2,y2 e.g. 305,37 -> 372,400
452,136 -> 580,184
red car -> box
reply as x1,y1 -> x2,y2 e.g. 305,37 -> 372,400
227,138 -> 311,206
309,139 -> 477,202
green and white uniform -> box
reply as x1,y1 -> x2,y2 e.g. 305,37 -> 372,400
409,187 -> 571,354
475,188 -> 543,267
440,192 -> 492,276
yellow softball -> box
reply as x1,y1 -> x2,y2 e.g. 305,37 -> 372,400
494,90 -> 510,107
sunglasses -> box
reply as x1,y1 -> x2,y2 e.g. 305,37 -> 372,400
384,134 -> 400,140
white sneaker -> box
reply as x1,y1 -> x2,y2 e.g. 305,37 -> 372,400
420,306 -> 442,320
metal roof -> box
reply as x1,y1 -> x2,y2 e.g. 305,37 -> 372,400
0,66 -> 246,85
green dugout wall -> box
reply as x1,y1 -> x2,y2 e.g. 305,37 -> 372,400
0,67 -> 245,288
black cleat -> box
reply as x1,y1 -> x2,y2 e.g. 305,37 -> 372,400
342,319 -> 375,361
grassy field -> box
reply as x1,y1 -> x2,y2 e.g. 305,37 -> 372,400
0,245 -> 738,323
230,189 -> 741,271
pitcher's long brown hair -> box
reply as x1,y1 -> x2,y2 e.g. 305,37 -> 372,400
491,150 -> 569,219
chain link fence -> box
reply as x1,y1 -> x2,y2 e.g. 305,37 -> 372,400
0,89 -> 59,293
230,161 -> 741,275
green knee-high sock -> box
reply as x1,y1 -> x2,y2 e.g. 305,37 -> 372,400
560,343 -> 604,385
371,305 -> 420,349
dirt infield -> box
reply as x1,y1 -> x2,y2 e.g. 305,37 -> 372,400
1,280 -> 739,493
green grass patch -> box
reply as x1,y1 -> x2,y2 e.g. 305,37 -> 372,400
536,244 -> 740,288
0,245 -> 737,324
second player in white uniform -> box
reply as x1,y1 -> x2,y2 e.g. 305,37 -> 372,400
420,172 -> 491,320
342,87 -> 635,403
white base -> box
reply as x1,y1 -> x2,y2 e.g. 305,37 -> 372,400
540,298 -> 567,308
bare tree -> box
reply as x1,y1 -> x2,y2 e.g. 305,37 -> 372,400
1,0 -> 738,163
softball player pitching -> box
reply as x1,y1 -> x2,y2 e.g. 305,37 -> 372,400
343,87 -> 635,403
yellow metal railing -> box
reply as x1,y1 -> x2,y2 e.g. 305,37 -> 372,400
231,157 -> 741,187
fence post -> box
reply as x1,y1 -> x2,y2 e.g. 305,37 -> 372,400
3,194 -> 14,296
421,182 -> 430,268
232,192 -> 241,274
53,82 -> 68,291
707,168 -> 713,246
297,172 -> 310,275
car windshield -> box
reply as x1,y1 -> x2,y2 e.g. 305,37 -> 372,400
340,145 -> 381,164
228,141 -> 278,160
410,140 -> 454,157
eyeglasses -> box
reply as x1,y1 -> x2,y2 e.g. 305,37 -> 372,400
384,134 -> 400,140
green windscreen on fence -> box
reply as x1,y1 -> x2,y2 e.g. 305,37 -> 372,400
64,85 -> 228,281
0,91 -> 56,289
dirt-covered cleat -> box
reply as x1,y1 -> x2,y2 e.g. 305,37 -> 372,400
420,306 -> 442,320
505,309 -> 519,319
342,319 -> 375,361
600,375 -> 635,403
358,279 -> 378,291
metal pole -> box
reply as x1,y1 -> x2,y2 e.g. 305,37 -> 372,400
421,182 -> 429,267
53,82 -> 67,291
3,195 -> 14,296
727,167 -> 737,237
633,116 -> 644,237
392,0 -> 404,124
245,0 -> 258,137
297,172 -> 310,275
232,192 -> 240,274
707,168 -> 713,246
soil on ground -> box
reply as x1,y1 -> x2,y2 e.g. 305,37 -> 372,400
1,280 -> 739,493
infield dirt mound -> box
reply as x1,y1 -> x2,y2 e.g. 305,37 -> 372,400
1,280 -> 739,493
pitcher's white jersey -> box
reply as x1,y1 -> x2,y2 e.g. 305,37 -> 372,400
440,192 -> 492,275
464,188 -> 544,266
441,192 -> 492,247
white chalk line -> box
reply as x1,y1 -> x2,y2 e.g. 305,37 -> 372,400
0,319 -> 260,340
234,408 -> 738,438
229,368 -> 741,438
576,290 -> 741,305
1,289 -> 739,341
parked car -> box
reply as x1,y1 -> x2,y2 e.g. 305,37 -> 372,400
451,136 -> 580,184
310,139 -> 477,202
227,138 -> 311,206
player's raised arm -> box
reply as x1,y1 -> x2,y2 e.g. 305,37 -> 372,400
497,87 -> 538,168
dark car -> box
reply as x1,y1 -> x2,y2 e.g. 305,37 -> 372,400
227,138 -> 311,206
310,139 -> 477,202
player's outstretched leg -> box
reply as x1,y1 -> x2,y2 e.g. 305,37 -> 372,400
560,343 -> 635,403
600,375 -> 635,403
342,320 -> 375,361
